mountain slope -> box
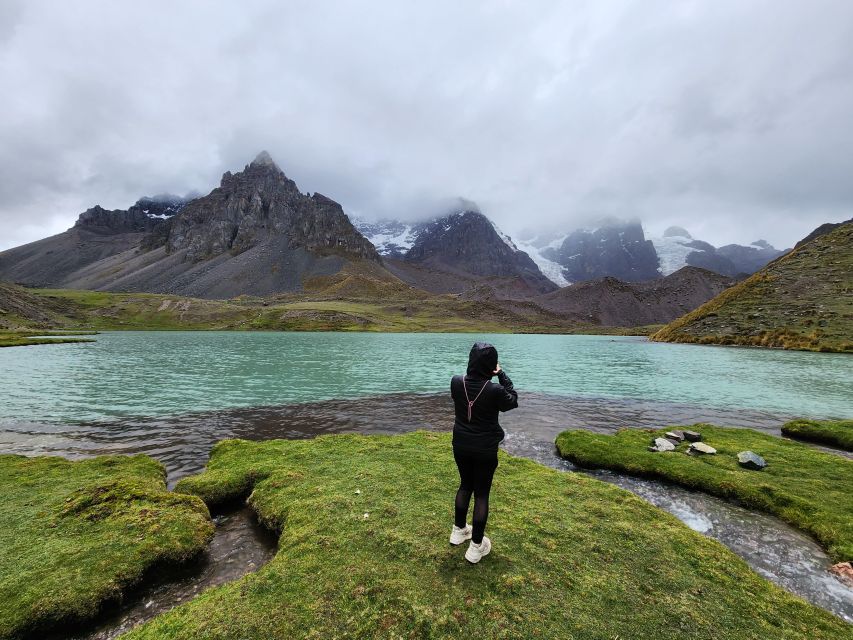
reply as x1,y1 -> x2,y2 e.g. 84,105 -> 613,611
652,221 -> 853,352
0,153 -> 382,298
535,267 -> 736,327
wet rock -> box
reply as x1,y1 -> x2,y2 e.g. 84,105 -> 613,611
688,442 -> 717,455
683,430 -> 702,442
665,430 -> 685,443
648,438 -> 676,452
737,451 -> 767,470
830,562 -> 853,587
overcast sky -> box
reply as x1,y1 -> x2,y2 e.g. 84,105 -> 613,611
1,0 -> 852,252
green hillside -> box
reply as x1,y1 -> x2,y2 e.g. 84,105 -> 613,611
652,222 -> 853,352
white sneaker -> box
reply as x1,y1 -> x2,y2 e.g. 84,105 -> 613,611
449,524 -> 472,545
464,536 -> 491,563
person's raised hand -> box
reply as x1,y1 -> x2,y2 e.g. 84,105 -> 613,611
493,363 -> 502,376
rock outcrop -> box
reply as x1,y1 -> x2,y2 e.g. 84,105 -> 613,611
166,152 -> 378,263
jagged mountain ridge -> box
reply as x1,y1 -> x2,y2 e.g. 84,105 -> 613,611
359,214 -> 787,286
0,152 -> 383,298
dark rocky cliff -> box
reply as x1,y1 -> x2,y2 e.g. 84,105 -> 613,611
401,210 -> 556,294
164,152 -> 379,263
543,219 -> 660,282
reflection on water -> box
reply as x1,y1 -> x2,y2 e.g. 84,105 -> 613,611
2,392 -> 851,624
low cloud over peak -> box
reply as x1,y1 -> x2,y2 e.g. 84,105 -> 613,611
1,1 -> 852,252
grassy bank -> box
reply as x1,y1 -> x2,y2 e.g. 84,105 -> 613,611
0,454 -> 214,639
0,330 -> 96,347
119,432 -> 849,638
782,419 -> 853,451
555,425 -> 853,563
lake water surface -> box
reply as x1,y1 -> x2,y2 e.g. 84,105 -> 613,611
2,331 -> 851,424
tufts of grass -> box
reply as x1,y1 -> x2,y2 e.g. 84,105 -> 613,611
555,425 -> 853,563
0,454 -> 214,639
121,432 -> 849,638
782,419 -> 853,451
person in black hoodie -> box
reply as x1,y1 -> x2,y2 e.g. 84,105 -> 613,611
448,342 -> 518,563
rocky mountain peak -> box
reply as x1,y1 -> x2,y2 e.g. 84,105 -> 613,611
164,153 -> 379,264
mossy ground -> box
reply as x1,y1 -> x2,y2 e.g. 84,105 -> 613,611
555,425 -> 853,563
782,419 -> 853,451
652,222 -> 853,352
0,454 -> 214,639
119,432 -> 849,639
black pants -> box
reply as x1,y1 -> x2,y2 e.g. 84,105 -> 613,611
453,448 -> 499,544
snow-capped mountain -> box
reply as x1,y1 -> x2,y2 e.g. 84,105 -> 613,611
650,226 -> 787,276
348,217 -> 419,258
351,207 -> 560,292
651,227 -> 699,276
511,235 -> 570,286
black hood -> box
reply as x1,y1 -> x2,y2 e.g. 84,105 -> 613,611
466,342 -> 498,378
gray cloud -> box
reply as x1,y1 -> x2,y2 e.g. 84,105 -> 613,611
1,0 -> 852,252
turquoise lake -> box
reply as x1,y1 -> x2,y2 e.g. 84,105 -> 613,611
1,331 -> 850,424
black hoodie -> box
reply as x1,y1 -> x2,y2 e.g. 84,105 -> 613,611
451,342 -> 518,454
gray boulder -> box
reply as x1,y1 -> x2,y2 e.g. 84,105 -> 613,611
683,430 -> 702,442
737,451 -> 767,470
688,442 -> 717,455
665,430 -> 685,443
648,437 -> 676,452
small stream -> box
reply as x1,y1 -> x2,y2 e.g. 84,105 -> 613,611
68,507 -> 277,640
3,391 -> 851,633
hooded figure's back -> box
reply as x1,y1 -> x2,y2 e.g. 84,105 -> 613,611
451,342 -> 518,454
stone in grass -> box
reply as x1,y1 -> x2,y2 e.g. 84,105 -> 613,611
665,430 -> 685,443
648,437 -> 676,452
688,442 -> 717,455
737,451 -> 767,470
683,430 -> 702,442
830,562 -> 853,587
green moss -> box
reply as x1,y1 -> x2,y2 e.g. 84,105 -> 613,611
0,454 -> 214,638
782,419 -> 853,451
124,432 -> 848,638
555,425 -> 853,563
